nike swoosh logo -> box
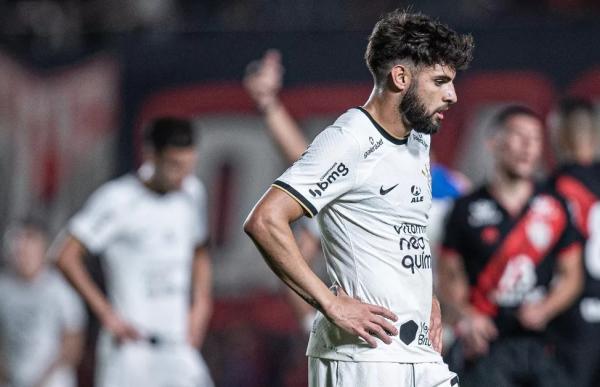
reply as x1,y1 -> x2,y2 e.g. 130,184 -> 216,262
380,184 -> 399,195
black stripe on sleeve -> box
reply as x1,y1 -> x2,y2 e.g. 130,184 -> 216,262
272,180 -> 318,218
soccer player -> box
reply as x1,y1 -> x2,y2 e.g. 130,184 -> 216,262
54,118 -> 214,387
244,10 -> 473,386
437,106 -> 583,387
0,218 -> 85,387
549,97 -> 600,387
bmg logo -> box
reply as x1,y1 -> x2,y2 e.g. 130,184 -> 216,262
309,162 -> 349,197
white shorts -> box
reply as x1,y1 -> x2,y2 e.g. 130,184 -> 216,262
95,332 -> 214,387
309,357 -> 459,387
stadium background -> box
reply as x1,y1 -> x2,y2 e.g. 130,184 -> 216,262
1,1 -> 599,386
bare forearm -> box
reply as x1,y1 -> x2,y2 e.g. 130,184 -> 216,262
250,226 -> 332,309
436,256 -> 470,325
541,269 -> 582,320
263,101 -> 308,162
244,206 -> 333,312
190,251 -> 213,341
56,236 -> 112,320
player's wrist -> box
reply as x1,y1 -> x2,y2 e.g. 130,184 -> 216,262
258,96 -> 281,114
96,304 -> 117,325
319,289 -> 339,317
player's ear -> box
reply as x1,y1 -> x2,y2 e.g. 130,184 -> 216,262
389,64 -> 410,92
142,145 -> 157,164
485,131 -> 500,153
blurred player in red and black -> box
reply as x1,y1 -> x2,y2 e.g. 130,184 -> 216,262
548,97 -> 600,387
437,105 -> 584,387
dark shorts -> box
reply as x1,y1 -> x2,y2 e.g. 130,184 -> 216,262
456,336 -> 569,387
553,314 -> 600,387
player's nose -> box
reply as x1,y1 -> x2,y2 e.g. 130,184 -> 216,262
443,84 -> 457,105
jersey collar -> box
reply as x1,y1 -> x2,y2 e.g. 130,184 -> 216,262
356,107 -> 408,146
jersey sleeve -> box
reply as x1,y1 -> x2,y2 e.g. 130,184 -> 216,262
68,183 -> 122,254
556,197 -> 585,257
441,200 -> 465,256
272,126 -> 360,217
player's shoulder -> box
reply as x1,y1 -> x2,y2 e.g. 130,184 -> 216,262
92,173 -> 140,200
332,107 -> 370,130
331,108 -> 378,142
181,174 -> 207,204
534,183 -> 570,212
453,185 -> 486,207
309,111 -> 363,155
321,108 -> 385,155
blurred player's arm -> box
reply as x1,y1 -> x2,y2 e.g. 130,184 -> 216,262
430,295 -> 443,353
188,245 -> 213,348
54,234 -> 141,342
32,329 -> 84,387
244,188 -> 399,348
518,245 -> 583,331
244,49 -> 308,162
437,251 -> 498,357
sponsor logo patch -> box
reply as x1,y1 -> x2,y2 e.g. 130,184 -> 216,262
364,136 -> 383,159
308,162 -> 349,197
411,185 -> 424,203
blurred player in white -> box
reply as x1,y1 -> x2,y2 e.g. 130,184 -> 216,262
54,117 -> 214,387
245,10 -> 474,387
0,218 -> 85,387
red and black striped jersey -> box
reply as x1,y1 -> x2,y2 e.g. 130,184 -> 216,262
442,184 -> 582,335
549,162 -> 600,324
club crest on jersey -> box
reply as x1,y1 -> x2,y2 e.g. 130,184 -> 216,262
493,254 -> 537,307
526,220 -> 552,252
308,162 -> 349,197
468,200 -> 502,227
410,185 -> 424,203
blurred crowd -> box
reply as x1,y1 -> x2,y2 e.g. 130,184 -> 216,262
1,0 -> 599,54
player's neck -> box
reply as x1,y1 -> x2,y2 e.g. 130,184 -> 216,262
489,171 -> 534,216
143,176 -> 169,195
573,148 -> 597,166
363,89 -> 411,140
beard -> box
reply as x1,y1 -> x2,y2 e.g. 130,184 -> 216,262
399,82 -> 441,135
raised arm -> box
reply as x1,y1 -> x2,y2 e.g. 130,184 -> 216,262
244,188 -> 398,348
244,49 -> 308,162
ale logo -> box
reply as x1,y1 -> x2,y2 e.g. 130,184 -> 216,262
411,185 -> 423,203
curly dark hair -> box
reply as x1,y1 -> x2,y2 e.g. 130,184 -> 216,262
365,9 -> 474,82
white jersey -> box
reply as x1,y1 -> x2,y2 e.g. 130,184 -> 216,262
69,172 -> 208,342
273,107 -> 441,363
0,270 -> 85,387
